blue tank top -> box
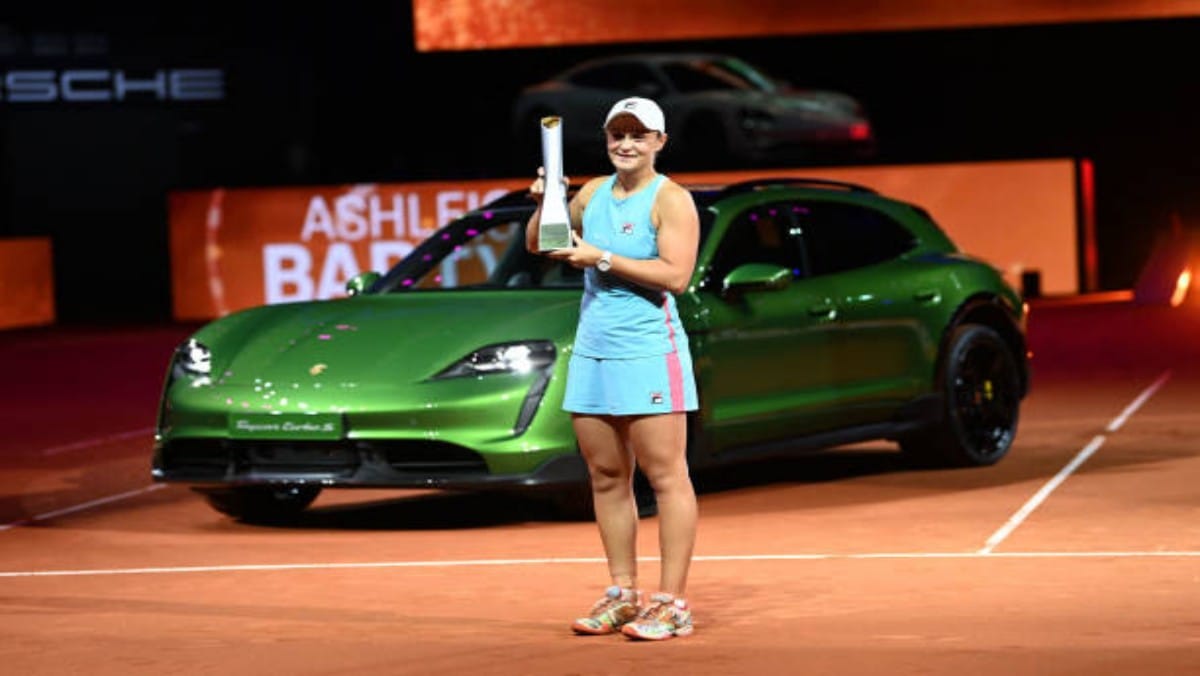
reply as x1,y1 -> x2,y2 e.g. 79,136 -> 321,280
574,174 -> 689,359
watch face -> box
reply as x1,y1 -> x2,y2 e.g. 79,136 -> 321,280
598,252 -> 612,271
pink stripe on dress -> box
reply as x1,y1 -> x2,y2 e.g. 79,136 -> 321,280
661,293 -> 686,412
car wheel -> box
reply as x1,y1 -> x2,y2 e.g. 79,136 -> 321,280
902,324 -> 1021,467
196,484 -> 321,524
548,471 -> 658,521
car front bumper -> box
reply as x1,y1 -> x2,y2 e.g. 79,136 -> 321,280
152,436 -> 588,490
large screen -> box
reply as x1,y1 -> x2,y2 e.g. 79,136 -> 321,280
167,159 -> 1081,320
413,0 -> 1200,51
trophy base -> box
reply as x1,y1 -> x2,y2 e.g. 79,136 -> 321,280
538,222 -> 572,251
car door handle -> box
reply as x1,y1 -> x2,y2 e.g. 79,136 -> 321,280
807,303 -> 836,319
914,289 -> 941,303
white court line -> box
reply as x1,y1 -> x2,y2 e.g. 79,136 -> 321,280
38,427 -> 154,457
0,428 -> 160,531
979,369 -> 1172,554
1107,370 -> 1172,432
0,484 -> 167,532
1,550 -> 1198,579
979,435 -> 1105,554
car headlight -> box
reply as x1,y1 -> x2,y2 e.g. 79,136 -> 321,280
433,341 -> 556,379
173,338 -> 212,378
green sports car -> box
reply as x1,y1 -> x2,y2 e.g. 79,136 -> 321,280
153,178 -> 1029,522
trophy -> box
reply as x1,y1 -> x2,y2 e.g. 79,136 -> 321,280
537,116 -> 573,251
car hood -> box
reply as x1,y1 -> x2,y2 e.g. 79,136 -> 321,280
195,291 -> 581,387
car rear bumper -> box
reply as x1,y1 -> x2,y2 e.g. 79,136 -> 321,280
736,117 -> 875,159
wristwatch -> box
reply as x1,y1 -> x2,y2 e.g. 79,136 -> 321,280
597,250 -> 613,272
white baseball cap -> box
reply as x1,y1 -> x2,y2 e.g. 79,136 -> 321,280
604,96 -> 666,134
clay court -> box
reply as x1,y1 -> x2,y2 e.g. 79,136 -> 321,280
1,297 -> 1198,674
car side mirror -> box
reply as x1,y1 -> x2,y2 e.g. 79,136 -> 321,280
722,263 -> 792,295
345,271 -> 381,296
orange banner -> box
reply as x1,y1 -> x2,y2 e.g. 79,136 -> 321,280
413,0 -> 1200,51
169,180 -> 529,320
169,160 -> 1080,320
0,237 -> 55,329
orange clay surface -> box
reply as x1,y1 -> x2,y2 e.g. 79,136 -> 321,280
1,298 -> 1198,675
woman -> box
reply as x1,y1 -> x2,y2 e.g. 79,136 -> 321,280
525,96 -> 701,641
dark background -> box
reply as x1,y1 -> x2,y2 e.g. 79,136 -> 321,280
2,2 -> 1197,323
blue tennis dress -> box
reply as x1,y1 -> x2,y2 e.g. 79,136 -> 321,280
562,174 -> 699,415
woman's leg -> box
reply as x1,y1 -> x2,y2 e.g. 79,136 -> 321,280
627,412 -> 695,596
573,413 -> 638,589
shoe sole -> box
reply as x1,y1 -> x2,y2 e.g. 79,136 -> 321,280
571,621 -> 625,635
621,623 -> 693,640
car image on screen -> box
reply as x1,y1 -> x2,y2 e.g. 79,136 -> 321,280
153,178 -> 1027,523
511,53 -> 875,169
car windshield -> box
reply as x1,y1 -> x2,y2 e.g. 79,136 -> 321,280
663,57 -> 778,94
373,208 -> 579,292
374,197 -> 718,294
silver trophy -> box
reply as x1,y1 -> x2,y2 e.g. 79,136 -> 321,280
537,116 -> 573,251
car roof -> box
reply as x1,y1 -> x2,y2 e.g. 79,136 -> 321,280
565,52 -> 741,71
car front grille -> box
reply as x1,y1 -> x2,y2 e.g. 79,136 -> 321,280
158,438 -> 489,479
376,441 -> 489,474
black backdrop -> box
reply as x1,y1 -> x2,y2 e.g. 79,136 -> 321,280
2,3 -> 1198,322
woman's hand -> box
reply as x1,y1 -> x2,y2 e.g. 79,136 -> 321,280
528,166 -> 569,205
545,230 -> 602,269
528,167 -> 545,204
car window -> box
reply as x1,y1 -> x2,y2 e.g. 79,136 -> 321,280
662,62 -> 745,93
697,201 -> 805,292
719,57 -> 779,92
409,220 -> 517,290
375,212 -> 583,292
567,62 -> 661,92
797,201 -> 918,276
660,57 -> 776,93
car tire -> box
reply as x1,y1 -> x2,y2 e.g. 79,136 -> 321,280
901,324 -> 1021,467
548,471 -> 658,521
196,484 -> 321,524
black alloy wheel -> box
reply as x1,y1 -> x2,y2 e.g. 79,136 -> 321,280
902,324 -> 1021,467
949,326 -> 1020,461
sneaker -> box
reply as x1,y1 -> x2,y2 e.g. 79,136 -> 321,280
621,593 -> 693,640
571,586 -> 641,635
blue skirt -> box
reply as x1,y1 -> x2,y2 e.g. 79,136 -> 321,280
562,350 -> 698,415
